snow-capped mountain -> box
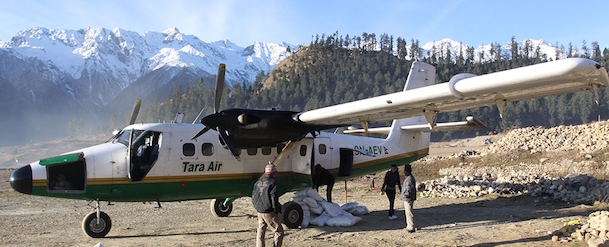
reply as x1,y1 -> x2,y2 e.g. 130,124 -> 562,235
0,27 -> 298,146
421,38 -> 562,62
0,27 -> 296,108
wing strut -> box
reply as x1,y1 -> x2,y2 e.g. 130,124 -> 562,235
272,140 -> 295,165
423,107 -> 438,130
361,121 -> 369,136
495,98 -> 506,118
594,84 -> 600,106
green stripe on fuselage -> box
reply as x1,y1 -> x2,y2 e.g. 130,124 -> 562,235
31,173 -> 313,202
30,149 -> 427,202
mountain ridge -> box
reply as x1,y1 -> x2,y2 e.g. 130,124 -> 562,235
0,27 -> 574,146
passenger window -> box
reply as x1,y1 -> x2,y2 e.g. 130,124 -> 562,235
319,144 -> 327,154
299,145 -> 307,156
202,143 -> 213,156
247,148 -> 257,155
262,147 -> 272,155
183,143 -> 195,156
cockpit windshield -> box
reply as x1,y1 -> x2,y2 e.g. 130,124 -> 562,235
111,129 -> 145,146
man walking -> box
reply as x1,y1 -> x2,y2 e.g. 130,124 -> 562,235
252,162 -> 284,247
400,164 -> 416,232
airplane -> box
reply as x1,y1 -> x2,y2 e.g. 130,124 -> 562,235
9,57 -> 609,238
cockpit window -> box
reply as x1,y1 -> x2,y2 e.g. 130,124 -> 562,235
113,129 -> 145,146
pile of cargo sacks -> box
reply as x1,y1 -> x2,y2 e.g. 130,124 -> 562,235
292,188 -> 370,227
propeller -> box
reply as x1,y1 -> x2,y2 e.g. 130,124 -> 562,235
111,98 -> 142,137
129,99 -> 142,125
214,64 -> 225,114
191,64 -> 241,161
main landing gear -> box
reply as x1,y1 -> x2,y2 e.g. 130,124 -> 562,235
82,199 -> 112,238
210,198 -> 304,229
281,201 -> 303,229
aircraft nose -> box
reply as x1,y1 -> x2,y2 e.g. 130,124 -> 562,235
10,164 -> 32,194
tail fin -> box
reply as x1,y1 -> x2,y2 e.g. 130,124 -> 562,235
386,61 -> 436,148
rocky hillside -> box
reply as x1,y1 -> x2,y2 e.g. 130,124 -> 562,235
413,121 -> 609,245
415,120 -> 609,201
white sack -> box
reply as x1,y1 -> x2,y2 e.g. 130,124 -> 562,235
303,197 -> 318,208
301,215 -> 310,228
310,205 -> 323,215
326,216 -> 354,227
349,205 -> 370,215
348,215 -> 362,225
310,213 -> 331,227
340,202 -> 359,212
295,189 -> 309,197
307,188 -> 325,202
320,201 -> 342,217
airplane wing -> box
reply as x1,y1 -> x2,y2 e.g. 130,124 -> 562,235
294,58 -> 609,126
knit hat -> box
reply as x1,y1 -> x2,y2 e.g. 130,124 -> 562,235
265,162 -> 277,174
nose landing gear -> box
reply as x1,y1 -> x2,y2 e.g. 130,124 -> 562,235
82,199 -> 112,238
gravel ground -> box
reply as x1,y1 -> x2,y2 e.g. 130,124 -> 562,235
0,131 -> 603,246
0,168 -> 599,247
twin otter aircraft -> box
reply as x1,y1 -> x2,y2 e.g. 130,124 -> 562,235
10,58 -> 609,238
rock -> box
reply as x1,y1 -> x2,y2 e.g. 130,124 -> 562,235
413,121 -> 609,245
587,236 -> 607,247
471,185 -> 482,192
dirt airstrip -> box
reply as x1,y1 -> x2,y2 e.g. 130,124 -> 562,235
0,135 -> 602,246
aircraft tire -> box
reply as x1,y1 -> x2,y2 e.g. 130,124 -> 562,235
281,201 -> 303,229
82,211 -> 112,238
210,198 -> 232,217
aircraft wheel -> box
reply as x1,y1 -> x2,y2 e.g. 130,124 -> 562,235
281,201 -> 303,229
210,198 -> 232,217
82,211 -> 112,238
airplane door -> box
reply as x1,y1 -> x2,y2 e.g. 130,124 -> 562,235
113,148 -> 128,179
313,137 -> 333,171
290,138 -> 313,175
126,129 -> 135,181
129,131 -> 162,181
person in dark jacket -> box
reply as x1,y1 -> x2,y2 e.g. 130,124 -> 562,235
312,164 -> 335,202
400,164 -> 417,232
381,164 -> 402,220
252,162 -> 283,247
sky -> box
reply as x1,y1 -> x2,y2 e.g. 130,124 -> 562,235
1,0 -> 608,49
